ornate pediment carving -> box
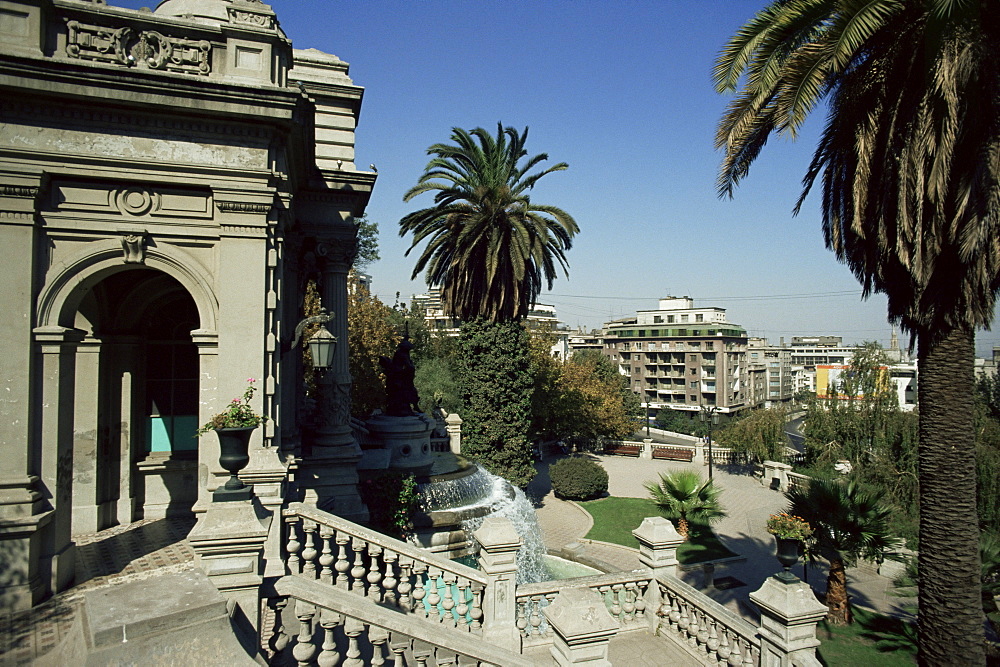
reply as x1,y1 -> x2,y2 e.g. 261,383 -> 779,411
65,19 -> 212,76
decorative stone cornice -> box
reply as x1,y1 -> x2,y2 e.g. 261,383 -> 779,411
0,186 -> 40,199
216,201 -> 272,214
65,19 -> 213,76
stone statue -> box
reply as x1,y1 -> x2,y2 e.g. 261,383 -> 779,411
380,336 -> 420,416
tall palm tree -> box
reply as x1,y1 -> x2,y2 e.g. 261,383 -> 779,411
399,123 -> 578,322
787,479 -> 899,625
399,124 -> 577,487
715,2 -> 1000,661
644,470 -> 727,538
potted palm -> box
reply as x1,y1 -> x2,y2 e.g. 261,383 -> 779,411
197,378 -> 267,499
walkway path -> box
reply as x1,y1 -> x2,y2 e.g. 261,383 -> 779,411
529,453 -> 913,621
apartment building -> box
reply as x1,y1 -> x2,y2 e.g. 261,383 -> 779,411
601,297 -> 752,414
410,288 -> 561,334
748,337 -> 795,406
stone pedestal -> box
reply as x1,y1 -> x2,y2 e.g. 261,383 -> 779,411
238,446 -> 289,578
445,413 -> 463,455
632,516 -> 684,633
365,413 -> 435,469
544,587 -> 618,666
762,461 -> 793,491
474,516 -> 521,650
188,496 -> 271,636
641,438 -> 653,459
750,574 -> 827,667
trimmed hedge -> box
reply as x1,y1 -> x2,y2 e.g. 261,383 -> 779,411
550,456 -> 608,501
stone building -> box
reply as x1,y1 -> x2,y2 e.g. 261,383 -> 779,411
0,0 -> 375,609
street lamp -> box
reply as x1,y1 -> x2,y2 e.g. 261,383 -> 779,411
291,308 -> 337,372
700,405 -> 720,481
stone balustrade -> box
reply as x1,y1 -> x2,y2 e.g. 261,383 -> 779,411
514,572 -> 654,647
272,575 -> 532,666
657,575 -> 760,666
283,503 -> 488,634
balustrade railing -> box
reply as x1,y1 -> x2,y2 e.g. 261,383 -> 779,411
657,575 -> 760,666
272,576 -> 532,667
513,572 -> 654,647
283,503 -> 488,633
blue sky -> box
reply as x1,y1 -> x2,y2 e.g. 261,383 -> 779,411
122,1 -> 1000,354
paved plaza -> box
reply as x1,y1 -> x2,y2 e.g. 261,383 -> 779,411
529,453 -> 914,621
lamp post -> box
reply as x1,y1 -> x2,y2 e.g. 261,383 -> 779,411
700,405 -> 720,481
645,396 -> 651,438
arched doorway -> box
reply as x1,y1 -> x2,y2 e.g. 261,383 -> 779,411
72,268 -> 201,534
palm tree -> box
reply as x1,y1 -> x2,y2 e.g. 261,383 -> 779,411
399,124 -> 577,487
787,479 -> 899,625
399,123 -> 578,322
715,2 -> 1000,661
644,470 -> 726,538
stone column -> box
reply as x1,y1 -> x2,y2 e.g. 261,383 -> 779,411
474,516 -> 521,650
101,335 -> 142,526
191,330 -> 219,512
749,573 -> 827,667
34,325 -> 85,594
446,413 -> 463,455
544,587 -> 618,667
71,336 -> 101,535
298,240 -> 367,522
632,516 -> 684,633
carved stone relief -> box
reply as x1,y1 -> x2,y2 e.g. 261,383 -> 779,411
121,232 -> 146,264
65,19 -> 211,75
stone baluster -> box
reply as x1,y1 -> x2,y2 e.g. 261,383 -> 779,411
469,584 -> 483,631
426,568 -> 442,621
413,642 -> 433,667
529,595 -> 542,637
342,616 -> 365,667
390,640 -> 409,666
678,599 -> 690,639
369,625 -> 389,666
668,591 -> 681,632
749,571 -> 827,667
318,526 -> 334,585
301,521 -> 318,578
697,609 -> 710,650
544,593 -> 557,637
266,596 -> 291,656
441,572 -> 456,625
291,600 -> 318,666
349,538 -> 366,593
728,635 -> 744,666
382,551 -> 398,606
744,646 -> 756,667
285,515 -> 302,574
397,558 -> 413,610
366,543 -> 383,599
455,580 -> 469,629
717,627 -> 731,665
622,583 -> 636,625
611,584 -> 623,621
473,516 -> 521,649
515,598 -> 528,637
706,616 -> 720,658
687,603 -> 700,648
334,532 -> 350,589
411,563 -> 427,616
634,581 -> 647,623
317,607 -> 342,667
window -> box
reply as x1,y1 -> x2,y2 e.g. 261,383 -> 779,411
681,315 -> 689,323
689,354 -> 698,361
690,395 -> 697,402
696,314 -> 704,322
690,381 -> 698,388
667,315 -> 675,323
690,368 -> 697,375
654,315 -> 663,323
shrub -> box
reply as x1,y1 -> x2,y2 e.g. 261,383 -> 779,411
550,456 -> 608,501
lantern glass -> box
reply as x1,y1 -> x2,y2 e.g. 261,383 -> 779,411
307,325 -> 337,370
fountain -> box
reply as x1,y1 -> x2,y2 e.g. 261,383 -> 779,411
360,337 -> 548,583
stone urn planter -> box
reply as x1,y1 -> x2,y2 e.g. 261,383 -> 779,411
775,537 -> 802,580
214,426 -> 255,501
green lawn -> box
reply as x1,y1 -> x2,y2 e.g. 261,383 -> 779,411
816,607 -> 918,666
578,496 -> 737,564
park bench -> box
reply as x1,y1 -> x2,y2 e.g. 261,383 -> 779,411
652,446 -> 694,462
604,442 -> 641,457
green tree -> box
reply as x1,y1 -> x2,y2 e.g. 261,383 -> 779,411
347,279 -> 398,418
713,406 -> 787,462
787,479 -> 899,626
654,408 -> 707,437
715,3 -> 1000,658
353,214 -> 380,271
400,124 -> 577,487
644,470 -> 726,539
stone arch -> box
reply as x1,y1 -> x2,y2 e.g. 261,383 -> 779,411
36,239 -> 219,333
